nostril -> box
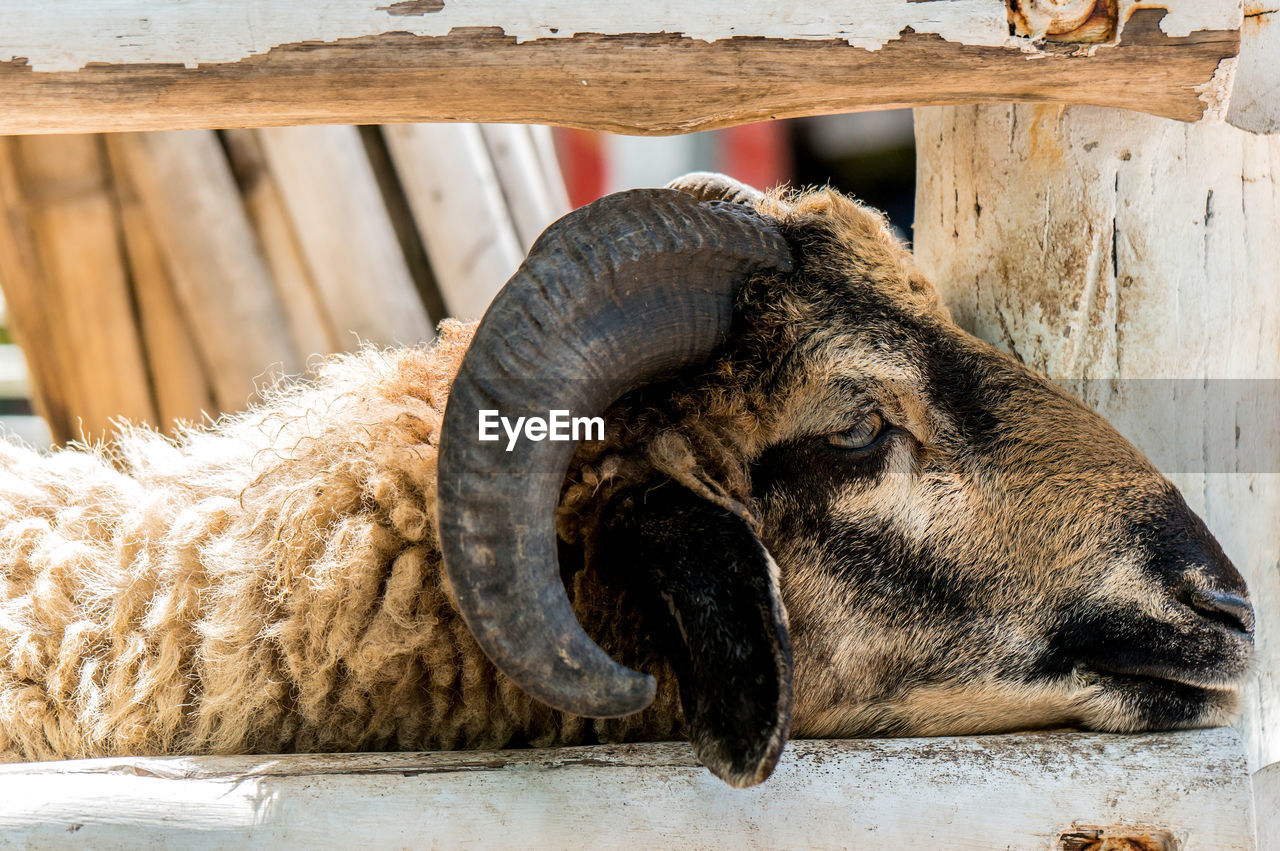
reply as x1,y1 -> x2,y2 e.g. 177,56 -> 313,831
1182,588 -> 1254,635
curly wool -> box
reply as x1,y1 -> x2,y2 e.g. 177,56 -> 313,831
0,320 -> 600,761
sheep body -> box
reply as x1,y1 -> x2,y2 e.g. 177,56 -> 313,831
0,321 -> 660,761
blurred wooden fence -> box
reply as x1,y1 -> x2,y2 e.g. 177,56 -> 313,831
0,125 -> 568,444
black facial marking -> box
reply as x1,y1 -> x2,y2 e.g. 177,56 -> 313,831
753,436 -> 997,697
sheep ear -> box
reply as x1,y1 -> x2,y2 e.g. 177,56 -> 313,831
595,481 -> 793,788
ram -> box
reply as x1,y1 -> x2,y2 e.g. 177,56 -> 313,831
0,174 -> 1253,789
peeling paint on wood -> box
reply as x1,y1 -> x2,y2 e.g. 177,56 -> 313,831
1,0 -> 1020,71
1226,2 -> 1280,132
0,13 -> 1243,136
0,730 -> 1255,848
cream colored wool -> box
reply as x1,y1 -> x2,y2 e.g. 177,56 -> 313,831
0,320 -> 645,762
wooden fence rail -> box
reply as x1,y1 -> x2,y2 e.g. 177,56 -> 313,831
0,731 -> 1258,849
1,1 -> 1276,136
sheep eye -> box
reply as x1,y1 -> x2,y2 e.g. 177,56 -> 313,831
827,413 -> 887,451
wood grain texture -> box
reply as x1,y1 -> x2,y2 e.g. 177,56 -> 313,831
0,730 -> 1255,848
0,136 -> 156,442
113,131 -> 303,411
105,137 -> 216,431
221,129 -> 340,359
256,125 -> 434,347
383,123 -> 526,320
914,102 -> 1280,793
0,7 -> 1243,136
0,141 -> 77,441
479,124 -> 570,250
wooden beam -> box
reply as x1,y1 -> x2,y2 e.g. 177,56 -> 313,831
0,730 -> 1255,848
0,135 -> 156,442
0,1 -> 1253,136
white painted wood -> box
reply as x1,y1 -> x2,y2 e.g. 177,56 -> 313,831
0,730 -> 1254,849
256,125 -> 434,347
1256,761 -> 1280,851
383,123 -> 525,320
1226,2 -> 1280,134
914,104 -> 1280,784
528,125 -> 572,216
479,123 -> 569,250
0,0 -> 1027,72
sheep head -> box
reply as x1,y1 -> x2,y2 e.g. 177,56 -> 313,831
437,175 -> 1253,788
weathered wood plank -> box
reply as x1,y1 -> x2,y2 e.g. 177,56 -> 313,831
479,123 -> 570,250
0,141 -> 77,441
0,135 -> 156,442
256,125 -> 434,347
0,730 -> 1255,849
221,129 -> 340,359
528,125 -> 572,217
383,123 -> 525,320
0,2 -> 1248,135
113,131 -> 303,411
105,136 -> 217,431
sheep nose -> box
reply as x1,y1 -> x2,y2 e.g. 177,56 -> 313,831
1180,586 -> 1254,635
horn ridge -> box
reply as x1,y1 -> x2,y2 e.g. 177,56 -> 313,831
665,171 -> 767,207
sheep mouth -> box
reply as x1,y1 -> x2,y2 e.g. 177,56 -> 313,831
1077,666 -> 1246,732
1087,662 -> 1248,694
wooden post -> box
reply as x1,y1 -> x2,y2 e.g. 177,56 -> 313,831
913,102 -> 1280,806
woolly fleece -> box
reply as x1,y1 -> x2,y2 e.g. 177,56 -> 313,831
0,320 -> 610,761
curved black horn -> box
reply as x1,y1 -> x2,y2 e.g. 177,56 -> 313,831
438,189 -> 792,718
665,172 -> 767,206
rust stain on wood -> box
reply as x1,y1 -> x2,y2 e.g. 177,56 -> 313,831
1059,827 -> 1177,850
